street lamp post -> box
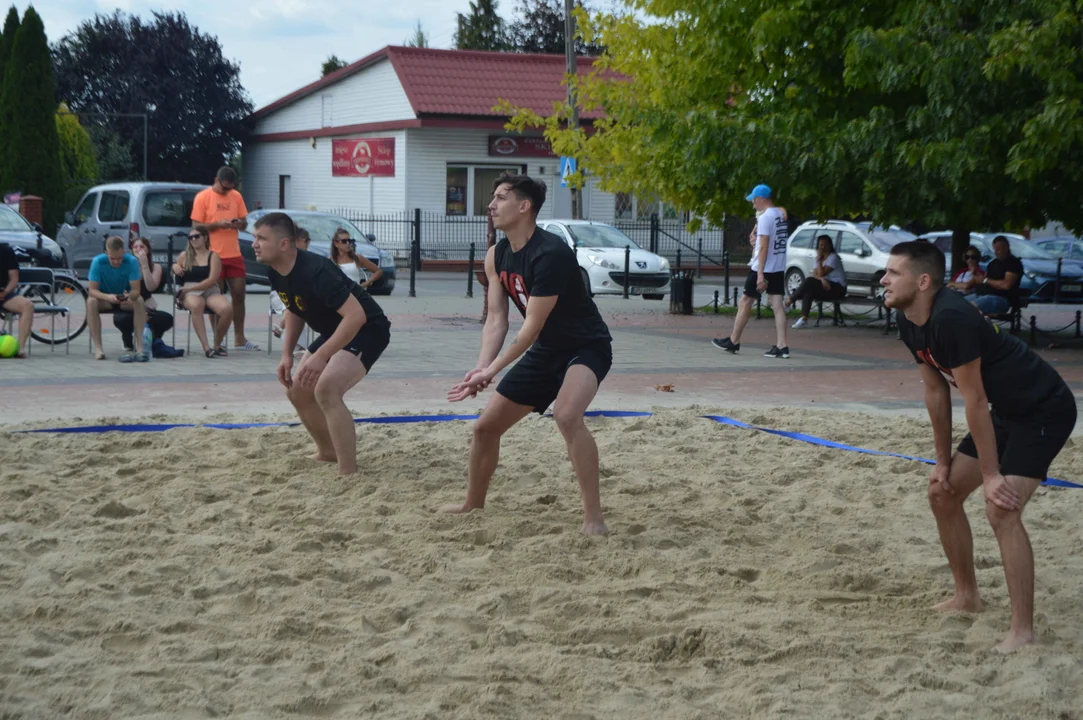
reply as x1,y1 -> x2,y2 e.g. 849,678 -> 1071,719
564,0 -> 580,219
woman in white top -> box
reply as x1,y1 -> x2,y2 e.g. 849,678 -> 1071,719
786,234 -> 847,329
330,228 -> 383,290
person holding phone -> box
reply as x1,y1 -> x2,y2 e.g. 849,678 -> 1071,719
87,235 -> 147,362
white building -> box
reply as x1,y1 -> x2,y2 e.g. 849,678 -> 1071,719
243,46 -> 622,224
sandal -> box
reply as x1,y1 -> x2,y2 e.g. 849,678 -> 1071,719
213,346 -> 229,357
135,352 -> 149,363
118,354 -> 135,363
272,326 -> 283,338
235,340 -> 260,351
205,348 -> 217,359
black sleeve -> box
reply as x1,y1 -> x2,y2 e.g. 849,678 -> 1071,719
1007,257 -> 1024,277
0,244 -> 15,274
531,246 -> 572,296
313,260 -> 353,311
934,309 -> 982,369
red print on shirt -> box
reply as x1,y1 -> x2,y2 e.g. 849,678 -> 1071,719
500,271 -> 530,313
917,348 -> 957,387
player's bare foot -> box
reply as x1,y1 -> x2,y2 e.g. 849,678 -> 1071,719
581,518 -> 609,536
995,630 -> 1037,654
443,503 -> 479,514
309,451 -> 337,463
336,465 -> 357,476
934,593 -> 984,613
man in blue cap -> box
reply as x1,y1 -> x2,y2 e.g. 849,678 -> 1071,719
712,184 -> 790,358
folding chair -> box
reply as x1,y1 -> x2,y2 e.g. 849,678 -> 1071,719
7,268 -> 72,355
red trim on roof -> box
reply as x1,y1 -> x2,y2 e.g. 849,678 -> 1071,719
249,119 -> 422,143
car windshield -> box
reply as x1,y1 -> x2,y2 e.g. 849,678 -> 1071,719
566,224 -> 641,249
0,205 -> 32,232
865,228 -> 916,252
976,235 -> 1054,260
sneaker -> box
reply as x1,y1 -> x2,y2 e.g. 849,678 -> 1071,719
792,317 -> 807,329
764,345 -> 790,359
711,338 -> 740,354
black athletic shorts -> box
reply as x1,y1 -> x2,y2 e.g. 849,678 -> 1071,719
957,384 -> 1077,480
496,340 -> 613,414
307,315 -> 391,372
744,270 -> 784,299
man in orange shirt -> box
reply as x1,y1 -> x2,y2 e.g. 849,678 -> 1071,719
191,166 -> 258,351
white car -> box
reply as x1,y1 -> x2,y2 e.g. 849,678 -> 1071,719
537,220 -> 671,299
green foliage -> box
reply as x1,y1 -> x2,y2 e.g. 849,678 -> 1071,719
510,0 -> 604,54
503,0 -> 1083,268
0,7 -> 63,233
0,5 -> 20,180
322,54 -> 348,77
455,0 -> 510,51
56,103 -> 98,186
405,20 -> 430,48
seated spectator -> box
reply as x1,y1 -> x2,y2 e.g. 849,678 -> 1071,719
271,228 -> 309,349
112,236 -> 182,357
330,228 -> 383,289
88,236 -> 147,362
947,248 -> 986,294
0,242 -> 32,357
785,234 -> 847,329
173,225 -> 233,358
966,235 -> 1022,315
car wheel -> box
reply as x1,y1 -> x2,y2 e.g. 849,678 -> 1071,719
580,268 -> 594,298
642,293 -> 665,300
785,267 -> 805,296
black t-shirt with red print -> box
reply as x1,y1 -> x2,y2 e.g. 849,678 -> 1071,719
268,249 -> 384,336
897,287 -> 1066,418
493,227 -> 611,351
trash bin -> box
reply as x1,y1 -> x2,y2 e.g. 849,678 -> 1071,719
669,269 -> 694,315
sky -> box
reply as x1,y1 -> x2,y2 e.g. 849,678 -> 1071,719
36,0 -> 520,111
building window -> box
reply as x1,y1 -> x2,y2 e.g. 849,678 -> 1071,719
613,191 -> 677,221
445,164 -> 523,217
614,192 -> 633,219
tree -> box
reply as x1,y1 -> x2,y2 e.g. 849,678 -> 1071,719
52,11 -> 252,185
509,0 -> 603,55
87,125 -> 137,182
0,5 -> 20,177
455,0 -> 510,51
56,103 -> 98,181
322,54 -> 347,77
504,0 -> 1083,274
0,7 -> 63,231
405,20 -> 430,48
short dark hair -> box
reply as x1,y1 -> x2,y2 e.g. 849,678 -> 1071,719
890,241 -> 945,289
105,235 -> 125,252
253,212 -> 297,244
992,234 -> 1010,248
216,166 -> 237,185
492,174 -> 547,216
296,228 -> 310,244
816,234 -> 835,252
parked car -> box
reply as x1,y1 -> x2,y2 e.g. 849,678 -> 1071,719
240,210 -> 396,294
0,203 -> 65,268
537,220 -> 671,299
1033,236 -> 1083,262
56,182 -> 207,277
919,231 -> 1083,303
786,220 -> 917,297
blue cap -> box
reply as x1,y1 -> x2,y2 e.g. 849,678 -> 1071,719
745,184 -> 772,201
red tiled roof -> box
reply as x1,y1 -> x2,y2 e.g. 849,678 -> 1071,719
250,46 -> 608,122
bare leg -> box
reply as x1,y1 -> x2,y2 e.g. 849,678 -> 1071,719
552,364 -> 608,535
769,293 -> 787,348
227,276 -> 248,347
448,393 -> 532,513
730,294 -> 755,343
312,350 -> 368,475
183,295 -> 211,353
927,452 -> 986,612
131,297 -> 147,354
3,296 -> 34,357
207,295 -> 233,350
87,297 -> 105,359
987,475 -> 1042,653
286,352 -> 336,463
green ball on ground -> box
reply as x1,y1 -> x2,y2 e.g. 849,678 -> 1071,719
0,334 -> 19,358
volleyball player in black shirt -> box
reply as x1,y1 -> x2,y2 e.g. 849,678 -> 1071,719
884,241 -> 1075,653
447,175 -> 613,535
253,212 -> 391,476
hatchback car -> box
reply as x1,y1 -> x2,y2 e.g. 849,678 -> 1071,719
240,210 -> 396,294
537,220 -> 671,299
920,231 -> 1083,303
786,220 -> 916,297
1033,236 -> 1083,262
0,203 -> 65,268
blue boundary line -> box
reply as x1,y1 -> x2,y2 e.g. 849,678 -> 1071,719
705,415 -> 1083,489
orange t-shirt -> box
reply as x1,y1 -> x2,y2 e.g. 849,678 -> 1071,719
191,187 -> 247,259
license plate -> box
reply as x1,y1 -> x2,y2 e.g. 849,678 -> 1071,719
1063,284 -> 1081,293
629,287 -> 646,295
152,253 -> 168,264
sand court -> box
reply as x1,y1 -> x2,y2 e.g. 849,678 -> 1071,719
2,407 -> 1082,719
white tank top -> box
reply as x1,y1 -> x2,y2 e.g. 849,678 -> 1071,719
338,261 -> 363,284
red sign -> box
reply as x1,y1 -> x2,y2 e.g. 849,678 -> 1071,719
488,135 -> 555,158
332,138 -> 396,177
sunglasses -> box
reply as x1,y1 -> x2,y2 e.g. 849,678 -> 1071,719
965,254 -> 980,260
188,233 -> 204,240
334,237 -> 353,243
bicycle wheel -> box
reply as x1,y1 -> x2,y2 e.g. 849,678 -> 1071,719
26,276 -> 88,344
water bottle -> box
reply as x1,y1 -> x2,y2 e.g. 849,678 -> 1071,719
142,324 -> 153,360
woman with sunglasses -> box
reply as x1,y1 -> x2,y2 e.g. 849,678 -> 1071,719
948,248 -> 986,294
330,228 -> 383,290
172,225 -> 233,357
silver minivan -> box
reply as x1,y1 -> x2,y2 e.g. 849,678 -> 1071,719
785,220 -> 916,298
57,182 -> 206,277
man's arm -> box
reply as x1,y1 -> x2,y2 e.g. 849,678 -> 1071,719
986,272 -> 1019,292
280,310 -> 304,359
951,358 -> 1000,478
476,248 -> 510,369
2,268 -> 17,300
87,280 -> 119,303
314,294 -> 367,360
483,294 -> 558,378
919,362 -> 954,465
756,235 -> 769,274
